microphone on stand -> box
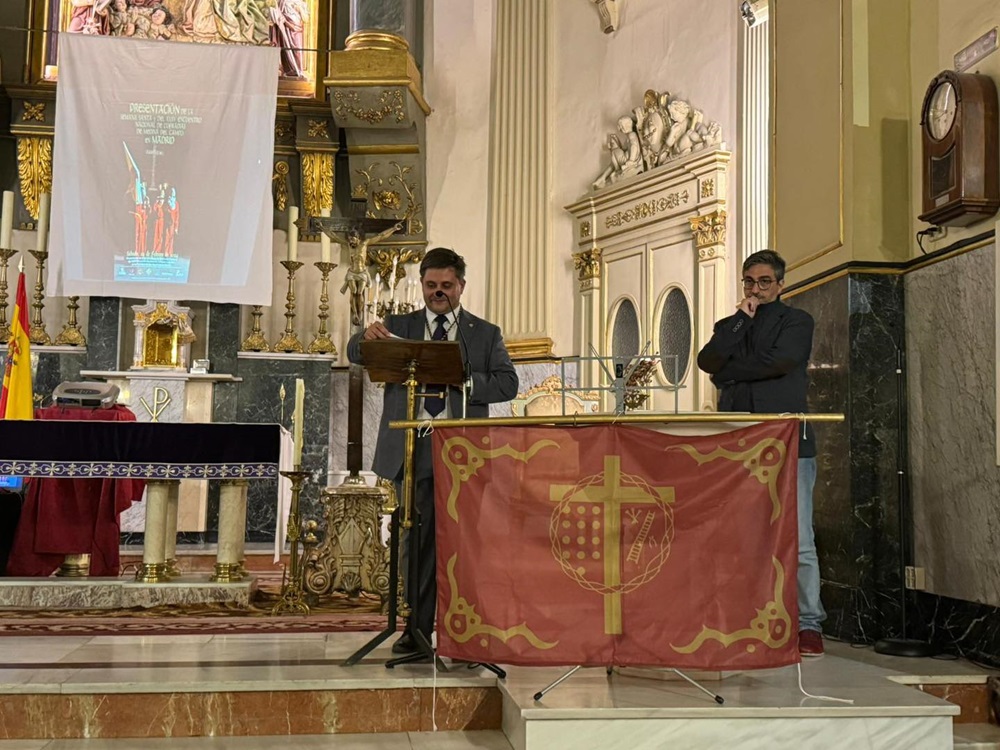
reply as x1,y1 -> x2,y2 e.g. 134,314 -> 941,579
435,290 -> 472,384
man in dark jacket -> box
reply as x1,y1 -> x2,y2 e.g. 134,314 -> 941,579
347,248 -> 518,658
697,249 -> 825,656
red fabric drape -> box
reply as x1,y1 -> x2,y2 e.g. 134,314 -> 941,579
7,405 -> 146,577
433,421 -> 800,671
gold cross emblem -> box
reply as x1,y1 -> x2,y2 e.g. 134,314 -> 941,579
550,456 -> 673,635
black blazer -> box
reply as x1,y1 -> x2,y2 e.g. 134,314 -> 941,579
697,300 -> 815,457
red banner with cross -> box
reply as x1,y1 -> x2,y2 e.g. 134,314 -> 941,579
432,421 -> 800,670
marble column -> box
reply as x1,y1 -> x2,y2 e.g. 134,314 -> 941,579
349,0 -> 415,38
235,481 -> 249,577
486,0 -> 553,359
163,483 -> 180,578
690,210 -> 729,411
214,480 -> 247,582
85,298 -> 121,371
136,481 -> 172,583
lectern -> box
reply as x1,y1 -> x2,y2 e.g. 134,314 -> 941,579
344,338 -> 464,667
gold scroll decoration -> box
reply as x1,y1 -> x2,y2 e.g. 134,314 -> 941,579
272,161 -> 290,212
674,436 -> 788,523
333,89 -> 406,125
300,152 -> 333,218
443,554 -> 558,649
367,246 -> 424,289
439,435 -> 559,522
689,209 -> 728,259
17,137 -> 53,220
670,557 -> 793,654
573,247 -> 602,283
354,161 -> 425,235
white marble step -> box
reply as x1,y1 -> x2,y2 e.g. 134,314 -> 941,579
0,731 -> 513,750
955,723 -> 1000,749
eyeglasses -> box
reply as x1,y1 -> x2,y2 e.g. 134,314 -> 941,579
742,277 -> 777,290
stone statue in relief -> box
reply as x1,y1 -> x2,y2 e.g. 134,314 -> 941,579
636,89 -> 670,169
593,89 -> 726,190
592,116 -> 643,190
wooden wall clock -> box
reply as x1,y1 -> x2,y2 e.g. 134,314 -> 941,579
918,70 -> 999,227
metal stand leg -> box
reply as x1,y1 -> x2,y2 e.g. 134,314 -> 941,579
669,669 -> 725,704
343,508 -> 401,666
385,504 -> 447,672
534,666 -> 725,704
533,666 -> 582,701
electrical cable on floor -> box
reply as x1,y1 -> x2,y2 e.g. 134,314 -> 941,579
431,647 -> 439,732
796,663 -> 854,704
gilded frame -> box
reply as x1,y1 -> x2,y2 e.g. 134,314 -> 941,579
26,0 -> 332,99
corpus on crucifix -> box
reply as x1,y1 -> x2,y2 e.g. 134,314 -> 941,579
305,199 -> 408,330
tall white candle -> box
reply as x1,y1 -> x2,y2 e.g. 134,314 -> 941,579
319,208 -> 331,263
292,378 -> 305,466
373,272 -> 381,305
0,191 -> 13,250
287,206 -> 299,262
35,193 -> 50,254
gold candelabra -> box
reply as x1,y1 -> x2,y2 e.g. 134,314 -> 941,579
307,261 -> 338,355
272,468 -> 312,615
0,248 -> 16,344
241,305 -> 271,352
54,297 -> 87,346
27,249 -> 51,345
273,260 -> 305,353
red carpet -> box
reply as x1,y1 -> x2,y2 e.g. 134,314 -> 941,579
0,612 -> 388,636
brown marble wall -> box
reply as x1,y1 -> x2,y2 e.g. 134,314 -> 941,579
0,687 -> 501,739
917,684 -> 991,725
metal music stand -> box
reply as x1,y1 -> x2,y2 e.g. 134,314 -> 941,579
343,338 -> 463,670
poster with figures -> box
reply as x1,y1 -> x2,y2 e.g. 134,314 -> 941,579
47,33 -> 278,305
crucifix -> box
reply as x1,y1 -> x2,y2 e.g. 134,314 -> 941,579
304,199 -> 408,329
301,198 -> 408,480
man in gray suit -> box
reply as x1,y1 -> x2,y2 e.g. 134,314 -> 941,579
347,247 -> 518,656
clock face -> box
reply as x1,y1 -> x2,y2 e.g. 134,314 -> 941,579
928,81 -> 957,140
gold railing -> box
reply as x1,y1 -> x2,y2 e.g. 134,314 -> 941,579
389,413 -> 844,430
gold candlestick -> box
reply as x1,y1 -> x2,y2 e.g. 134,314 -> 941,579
307,261 -> 338,355
0,248 -> 16,344
272,468 -> 311,615
54,296 -> 87,346
27,249 -> 51,345
273,260 -> 305,353
241,305 -> 271,352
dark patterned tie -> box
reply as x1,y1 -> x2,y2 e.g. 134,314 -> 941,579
425,314 -> 448,417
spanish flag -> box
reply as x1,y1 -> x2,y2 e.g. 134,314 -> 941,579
0,268 -> 33,420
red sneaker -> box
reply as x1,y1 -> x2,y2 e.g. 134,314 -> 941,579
798,629 -> 825,657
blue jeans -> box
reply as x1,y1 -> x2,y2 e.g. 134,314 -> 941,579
798,457 -> 826,632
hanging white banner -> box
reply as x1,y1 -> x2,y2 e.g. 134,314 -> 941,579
49,33 -> 278,305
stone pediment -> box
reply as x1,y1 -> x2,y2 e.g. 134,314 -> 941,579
568,148 -> 731,247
